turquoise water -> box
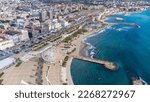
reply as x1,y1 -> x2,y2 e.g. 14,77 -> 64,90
71,9 -> 150,85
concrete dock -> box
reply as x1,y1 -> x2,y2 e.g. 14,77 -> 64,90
112,22 -> 141,28
72,55 -> 118,71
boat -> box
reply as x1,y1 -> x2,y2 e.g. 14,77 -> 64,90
115,17 -> 124,21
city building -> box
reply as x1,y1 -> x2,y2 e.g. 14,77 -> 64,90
0,38 -> 14,50
95,13 -> 102,21
4,30 -> 21,43
61,20 -> 69,27
39,10 -> 48,22
44,19 -> 62,31
19,29 -> 29,41
42,23 -> 50,33
0,57 -> 16,70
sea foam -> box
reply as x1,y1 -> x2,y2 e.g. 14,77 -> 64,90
139,77 -> 148,85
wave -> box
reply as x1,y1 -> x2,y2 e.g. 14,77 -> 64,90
83,28 -> 108,42
116,28 -> 123,31
83,42 -> 96,58
81,25 -> 113,58
114,26 -> 132,32
139,77 -> 148,85
115,27 -> 128,31
81,37 -> 96,58
90,49 -> 95,59
107,26 -> 114,30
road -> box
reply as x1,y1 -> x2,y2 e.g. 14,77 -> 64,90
2,10 -> 97,60
5,17 -> 88,52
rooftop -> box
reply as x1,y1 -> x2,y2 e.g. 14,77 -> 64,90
4,30 -> 20,35
0,57 -> 16,69
0,37 -> 5,42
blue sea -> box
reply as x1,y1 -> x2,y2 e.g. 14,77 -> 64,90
71,9 -> 150,85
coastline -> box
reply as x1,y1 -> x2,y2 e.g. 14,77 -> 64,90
67,23 -> 111,85
2,7 -> 149,85
68,9 -> 150,85
0,0 -> 149,85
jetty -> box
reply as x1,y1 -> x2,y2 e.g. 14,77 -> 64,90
123,23 -> 141,28
72,55 -> 118,71
112,22 -> 141,28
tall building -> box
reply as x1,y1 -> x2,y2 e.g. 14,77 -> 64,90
4,30 -> 21,43
19,29 -> 29,41
39,10 -> 48,22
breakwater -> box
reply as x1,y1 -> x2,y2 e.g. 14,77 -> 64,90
72,55 -> 118,71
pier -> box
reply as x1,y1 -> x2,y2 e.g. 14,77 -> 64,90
112,22 -> 141,28
72,55 -> 118,71
122,23 -> 140,28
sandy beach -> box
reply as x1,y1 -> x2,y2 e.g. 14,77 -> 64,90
1,60 -> 37,85
63,24 -> 109,85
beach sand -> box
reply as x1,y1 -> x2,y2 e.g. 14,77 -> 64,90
64,25 -> 109,85
1,60 -> 37,85
42,23 -> 108,85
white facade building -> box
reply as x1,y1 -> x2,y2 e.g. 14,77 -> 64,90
19,29 -> 29,41
5,34 -> 20,43
54,21 -> 62,30
48,20 -> 69,31
96,14 -> 102,21
47,19 -> 62,31
0,57 -> 16,69
61,20 -> 69,27
0,39 -> 14,50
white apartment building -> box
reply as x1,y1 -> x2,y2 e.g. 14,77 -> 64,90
0,57 -> 16,69
61,20 -> 69,27
5,34 -> 20,43
4,30 -> 23,43
0,39 -> 14,50
95,14 -> 102,21
19,29 -> 29,41
46,19 -> 62,31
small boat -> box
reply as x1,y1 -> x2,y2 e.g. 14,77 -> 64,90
115,17 -> 124,21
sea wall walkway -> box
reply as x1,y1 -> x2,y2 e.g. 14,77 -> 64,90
112,22 -> 140,28
72,55 -> 118,71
